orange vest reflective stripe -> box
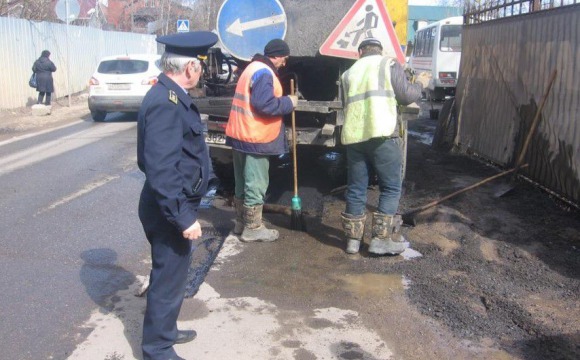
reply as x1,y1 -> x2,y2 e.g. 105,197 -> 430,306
225,62 -> 283,143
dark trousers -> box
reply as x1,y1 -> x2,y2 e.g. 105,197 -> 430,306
37,92 -> 51,105
139,184 -> 192,360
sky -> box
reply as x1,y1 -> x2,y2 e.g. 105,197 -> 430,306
408,0 -> 444,5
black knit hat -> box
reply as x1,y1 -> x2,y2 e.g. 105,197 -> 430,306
264,39 -> 290,57
358,38 -> 383,51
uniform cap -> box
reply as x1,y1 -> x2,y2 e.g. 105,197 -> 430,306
358,38 -> 383,51
264,39 -> 290,57
157,31 -> 218,57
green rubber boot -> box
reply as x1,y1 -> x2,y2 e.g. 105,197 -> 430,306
368,213 -> 407,255
241,204 -> 279,242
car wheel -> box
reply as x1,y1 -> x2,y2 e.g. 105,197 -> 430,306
91,110 -> 107,122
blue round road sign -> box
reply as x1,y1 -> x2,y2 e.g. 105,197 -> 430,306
217,0 -> 287,61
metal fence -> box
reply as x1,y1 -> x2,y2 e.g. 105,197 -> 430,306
455,4 -> 580,205
0,17 -> 157,110
465,0 -> 579,24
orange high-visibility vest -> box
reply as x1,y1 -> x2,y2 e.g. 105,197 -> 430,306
225,62 -> 283,143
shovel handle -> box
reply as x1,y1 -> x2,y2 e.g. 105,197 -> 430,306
514,69 -> 557,172
290,79 -> 298,197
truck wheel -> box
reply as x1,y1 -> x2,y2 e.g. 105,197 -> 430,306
91,110 -> 107,122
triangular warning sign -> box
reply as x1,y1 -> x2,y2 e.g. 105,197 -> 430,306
319,0 -> 405,63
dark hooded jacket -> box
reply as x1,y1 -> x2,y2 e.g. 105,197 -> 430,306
32,52 -> 57,93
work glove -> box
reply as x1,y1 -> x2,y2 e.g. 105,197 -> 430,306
288,95 -> 298,108
415,72 -> 433,90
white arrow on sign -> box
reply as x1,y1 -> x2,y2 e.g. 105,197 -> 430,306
226,14 -> 286,36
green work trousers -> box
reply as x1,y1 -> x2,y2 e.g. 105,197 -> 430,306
232,150 -> 270,206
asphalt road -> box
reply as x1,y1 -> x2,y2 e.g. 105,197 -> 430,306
0,113 -> 150,359
0,105 -> 447,360
2,99 -> 577,360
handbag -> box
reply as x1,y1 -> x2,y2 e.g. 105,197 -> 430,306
29,73 -> 37,88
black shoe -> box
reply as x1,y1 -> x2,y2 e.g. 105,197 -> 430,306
175,329 -> 197,344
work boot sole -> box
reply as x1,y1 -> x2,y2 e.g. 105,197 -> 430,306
346,239 -> 361,254
368,238 -> 407,255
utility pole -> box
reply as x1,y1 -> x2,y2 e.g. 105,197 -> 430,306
65,0 -> 71,107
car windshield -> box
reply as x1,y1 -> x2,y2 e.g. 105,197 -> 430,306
440,25 -> 462,52
97,60 -> 150,74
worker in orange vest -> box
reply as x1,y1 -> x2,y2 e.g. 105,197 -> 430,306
225,39 -> 298,242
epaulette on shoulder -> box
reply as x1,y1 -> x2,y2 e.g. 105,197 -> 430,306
168,90 -> 178,104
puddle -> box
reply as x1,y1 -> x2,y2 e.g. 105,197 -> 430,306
340,273 -> 405,297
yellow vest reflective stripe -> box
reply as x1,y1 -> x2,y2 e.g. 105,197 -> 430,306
225,62 -> 283,144
341,56 -> 398,145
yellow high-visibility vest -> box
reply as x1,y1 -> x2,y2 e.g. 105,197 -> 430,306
341,55 -> 398,145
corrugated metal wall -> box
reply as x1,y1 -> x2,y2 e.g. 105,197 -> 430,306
0,17 -> 157,110
456,5 -> 580,203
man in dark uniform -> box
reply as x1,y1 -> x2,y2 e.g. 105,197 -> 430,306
137,31 -> 218,360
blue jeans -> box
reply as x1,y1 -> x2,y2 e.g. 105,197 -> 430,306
345,137 -> 402,216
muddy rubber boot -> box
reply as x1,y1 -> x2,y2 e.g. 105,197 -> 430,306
368,213 -> 407,255
341,213 -> 366,254
232,197 -> 244,235
240,204 -> 279,242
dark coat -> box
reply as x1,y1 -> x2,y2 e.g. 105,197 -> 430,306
32,56 -> 56,93
137,73 -> 210,232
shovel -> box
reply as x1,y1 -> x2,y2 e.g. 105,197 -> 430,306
494,69 -> 558,197
402,164 -> 528,226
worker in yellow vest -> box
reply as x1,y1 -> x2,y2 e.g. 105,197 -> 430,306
340,38 -> 431,255
225,39 -> 298,242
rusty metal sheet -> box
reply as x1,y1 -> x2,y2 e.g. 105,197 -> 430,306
456,5 -> 580,203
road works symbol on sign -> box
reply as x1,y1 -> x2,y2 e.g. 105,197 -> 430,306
217,0 -> 287,61
319,0 -> 405,63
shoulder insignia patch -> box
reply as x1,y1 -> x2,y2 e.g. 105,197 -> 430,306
168,90 -> 178,104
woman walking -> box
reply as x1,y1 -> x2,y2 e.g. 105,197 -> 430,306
32,50 -> 57,106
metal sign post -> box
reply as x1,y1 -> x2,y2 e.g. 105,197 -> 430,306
65,0 -> 71,107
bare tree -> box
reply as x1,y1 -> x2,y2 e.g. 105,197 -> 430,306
187,0 -> 220,31
0,0 -> 57,21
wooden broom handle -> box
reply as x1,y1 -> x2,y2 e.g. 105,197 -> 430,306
291,79 -> 298,196
514,69 -> 557,172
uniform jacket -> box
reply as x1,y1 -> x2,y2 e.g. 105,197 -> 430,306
341,55 -> 423,145
225,55 -> 292,155
32,56 -> 56,93
137,73 -> 209,232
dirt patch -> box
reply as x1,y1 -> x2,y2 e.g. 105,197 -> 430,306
393,117 -> 580,359
213,109 -> 580,359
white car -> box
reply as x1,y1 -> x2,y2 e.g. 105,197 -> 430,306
88,54 -> 161,121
